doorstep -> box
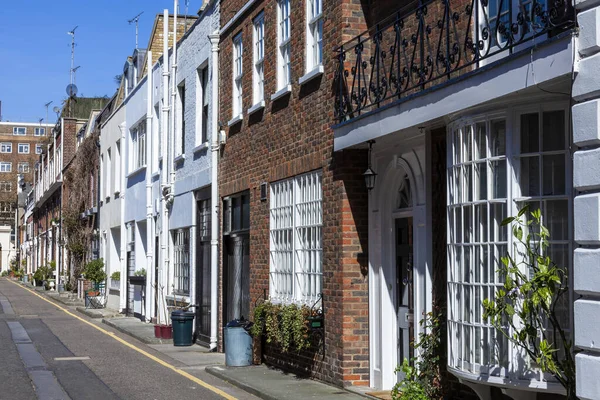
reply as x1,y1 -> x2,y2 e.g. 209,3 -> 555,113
205,364 -> 371,400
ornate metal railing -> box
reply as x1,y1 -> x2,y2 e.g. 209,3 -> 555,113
334,0 -> 574,122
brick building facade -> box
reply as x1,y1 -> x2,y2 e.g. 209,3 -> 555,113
218,0 -> 370,387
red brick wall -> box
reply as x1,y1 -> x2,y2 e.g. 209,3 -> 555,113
218,0 -> 371,387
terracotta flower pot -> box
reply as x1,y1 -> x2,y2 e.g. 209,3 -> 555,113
160,325 -> 172,339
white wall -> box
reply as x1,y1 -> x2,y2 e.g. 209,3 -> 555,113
0,225 -> 13,272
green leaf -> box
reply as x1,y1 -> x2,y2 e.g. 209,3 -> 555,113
515,226 -> 523,241
501,217 -> 515,226
518,205 -> 530,217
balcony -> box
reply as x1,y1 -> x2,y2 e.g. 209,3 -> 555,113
334,0 -> 575,124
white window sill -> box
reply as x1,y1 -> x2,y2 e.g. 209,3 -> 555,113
228,114 -> 243,126
247,100 -> 265,115
174,154 -> 185,163
193,142 -> 209,154
270,85 -> 291,101
151,171 -> 160,179
299,65 -> 324,85
127,166 -> 146,178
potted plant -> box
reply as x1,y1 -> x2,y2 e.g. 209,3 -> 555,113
83,259 -> 106,305
128,268 -> 146,286
110,271 -> 120,289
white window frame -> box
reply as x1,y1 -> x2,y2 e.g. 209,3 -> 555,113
130,122 -> 147,171
305,0 -> 323,72
34,127 -> 45,136
115,140 -> 121,193
0,182 -> 11,192
173,228 -> 191,295
0,162 -> 12,173
177,82 -> 185,157
18,162 -> 30,173
36,144 -> 43,154
232,33 -> 244,118
269,170 -> 323,305
195,66 -> 209,146
0,143 -> 12,153
253,12 -> 265,105
13,127 -> 26,135
106,148 -> 112,200
18,143 -> 30,154
277,0 -> 292,89
446,103 -> 571,381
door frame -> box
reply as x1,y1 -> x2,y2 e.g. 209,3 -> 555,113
369,149 -> 430,390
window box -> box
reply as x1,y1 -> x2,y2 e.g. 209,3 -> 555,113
299,65 -> 324,86
128,276 -> 146,286
270,85 -> 291,102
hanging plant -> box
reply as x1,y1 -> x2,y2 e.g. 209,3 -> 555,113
251,301 -> 312,353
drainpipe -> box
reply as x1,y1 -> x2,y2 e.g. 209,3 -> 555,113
118,122 -> 127,312
146,50 -> 154,321
170,1 -> 178,190
208,31 -> 219,351
160,9 -> 171,325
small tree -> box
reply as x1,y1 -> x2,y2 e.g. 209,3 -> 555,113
483,207 -> 575,397
84,259 -> 106,284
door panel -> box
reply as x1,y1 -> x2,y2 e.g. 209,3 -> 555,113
195,199 -> 211,345
396,217 -> 414,365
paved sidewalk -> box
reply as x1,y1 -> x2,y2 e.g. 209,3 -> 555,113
206,365 -> 371,400
102,317 -> 173,344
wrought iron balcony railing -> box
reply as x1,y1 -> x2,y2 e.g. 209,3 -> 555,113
334,0 -> 575,123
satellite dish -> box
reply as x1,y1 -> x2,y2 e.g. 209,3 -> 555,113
66,84 -> 78,97
53,106 -> 61,114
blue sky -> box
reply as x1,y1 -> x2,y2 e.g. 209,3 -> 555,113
0,0 -> 201,122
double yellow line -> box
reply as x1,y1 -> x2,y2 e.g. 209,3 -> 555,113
8,279 -> 237,400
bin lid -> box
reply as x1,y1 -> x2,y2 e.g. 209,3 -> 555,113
171,310 -> 195,318
225,317 -> 253,330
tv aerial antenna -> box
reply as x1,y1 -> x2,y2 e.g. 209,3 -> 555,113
128,11 -> 144,49
66,26 -> 79,100
53,106 -> 61,120
44,101 -> 52,127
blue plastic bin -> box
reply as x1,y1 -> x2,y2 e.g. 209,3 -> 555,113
224,319 -> 253,367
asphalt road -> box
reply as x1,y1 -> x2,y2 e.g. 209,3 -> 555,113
0,278 -> 259,400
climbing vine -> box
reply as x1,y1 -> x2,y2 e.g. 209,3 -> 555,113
62,131 -> 99,286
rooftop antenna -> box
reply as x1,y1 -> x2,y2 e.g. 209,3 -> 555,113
44,101 -> 52,129
128,11 -> 144,49
67,26 -> 78,86
53,106 -> 61,120
184,0 -> 189,29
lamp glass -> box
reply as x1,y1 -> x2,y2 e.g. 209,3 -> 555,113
363,167 -> 377,190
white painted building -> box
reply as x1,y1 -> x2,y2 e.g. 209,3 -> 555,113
332,0 -> 590,397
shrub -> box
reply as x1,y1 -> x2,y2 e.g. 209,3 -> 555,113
110,271 -> 121,280
134,268 -> 146,277
251,301 -> 311,353
84,259 -> 106,284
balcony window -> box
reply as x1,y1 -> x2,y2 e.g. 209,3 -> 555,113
447,105 -> 570,379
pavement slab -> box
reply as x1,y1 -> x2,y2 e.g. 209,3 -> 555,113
206,365 -> 368,400
102,316 -> 173,344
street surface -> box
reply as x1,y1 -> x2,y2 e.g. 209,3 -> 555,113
0,278 -> 259,400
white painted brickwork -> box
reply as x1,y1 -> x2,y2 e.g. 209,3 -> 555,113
574,0 -> 600,397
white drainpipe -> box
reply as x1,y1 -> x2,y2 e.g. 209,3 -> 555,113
160,9 -> 171,325
118,122 -> 127,312
208,32 -> 219,351
145,50 -> 154,321
170,1 -> 178,190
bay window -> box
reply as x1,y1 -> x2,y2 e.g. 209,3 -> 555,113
270,170 -> 322,305
447,105 -> 571,381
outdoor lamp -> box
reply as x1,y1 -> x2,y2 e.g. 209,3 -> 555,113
364,140 -> 377,190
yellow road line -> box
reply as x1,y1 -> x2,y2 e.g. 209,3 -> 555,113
7,280 -> 236,400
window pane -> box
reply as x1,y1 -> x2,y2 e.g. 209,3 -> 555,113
542,154 -> 565,195
475,122 -> 487,160
521,113 -> 539,153
490,120 -> 506,156
490,160 -> 506,199
475,162 -> 487,201
519,156 -> 540,197
546,200 -> 568,241
542,111 -> 565,151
